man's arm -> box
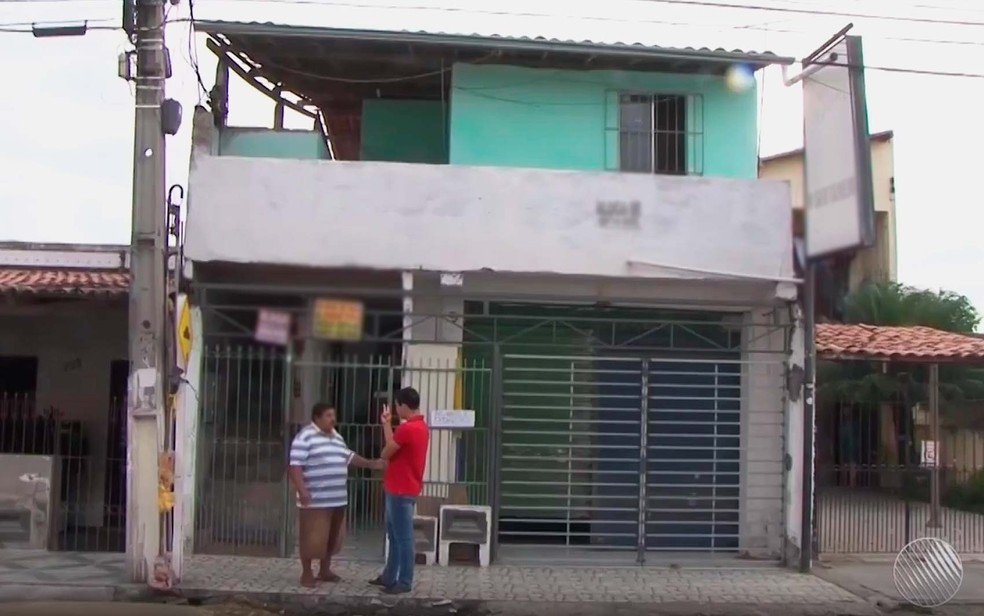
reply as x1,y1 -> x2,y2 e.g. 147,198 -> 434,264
350,454 -> 385,470
287,465 -> 311,505
380,405 -> 400,461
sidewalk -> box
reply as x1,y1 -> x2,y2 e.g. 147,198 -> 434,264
0,549 -> 881,615
814,555 -> 984,609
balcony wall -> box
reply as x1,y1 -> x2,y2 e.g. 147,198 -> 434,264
184,153 -> 794,286
217,128 -> 330,160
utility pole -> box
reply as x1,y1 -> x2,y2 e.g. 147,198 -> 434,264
126,0 -> 168,584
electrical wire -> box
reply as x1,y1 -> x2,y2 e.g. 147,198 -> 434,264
0,17 -> 114,27
3,1 -> 984,80
186,0 -> 209,101
0,23 -> 119,33
628,0 -> 984,27
193,0 -> 984,49
242,0 -> 984,29
5,1 -> 984,48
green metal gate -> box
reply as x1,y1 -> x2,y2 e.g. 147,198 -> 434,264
193,345 -> 494,559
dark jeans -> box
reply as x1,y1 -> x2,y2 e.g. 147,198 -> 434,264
381,493 -> 415,588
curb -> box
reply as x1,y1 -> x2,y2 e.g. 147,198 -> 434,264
1,583 -> 885,615
165,587 -> 886,616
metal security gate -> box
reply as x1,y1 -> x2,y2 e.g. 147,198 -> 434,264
646,359 -> 741,552
815,398 -> 984,555
497,352 -> 744,564
194,344 -> 494,559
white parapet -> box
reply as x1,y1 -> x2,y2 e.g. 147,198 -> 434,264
186,157 -> 794,284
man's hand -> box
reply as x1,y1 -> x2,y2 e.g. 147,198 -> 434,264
380,404 -> 392,425
297,487 -> 312,507
371,458 -> 387,471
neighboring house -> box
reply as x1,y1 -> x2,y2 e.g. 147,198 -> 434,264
0,242 -> 129,552
759,131 -> 897,316
177,23 -> 806,568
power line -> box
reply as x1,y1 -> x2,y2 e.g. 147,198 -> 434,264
227,0 -> 984,48
0,17 -> 114,27
629,0 -> 984,27
3,2 -> 982,79
7,1 -> 984,48
0,23 -> 119,33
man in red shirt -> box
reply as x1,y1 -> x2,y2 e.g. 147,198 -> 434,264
370,386 -> 429,594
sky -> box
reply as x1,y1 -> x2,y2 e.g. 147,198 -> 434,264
1,0 -> 983,315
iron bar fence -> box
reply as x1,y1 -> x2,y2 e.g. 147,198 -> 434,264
0,393 -> 126,552
193,345 -> 494,559
192,341 -> 789,563
815,393 -> 984,555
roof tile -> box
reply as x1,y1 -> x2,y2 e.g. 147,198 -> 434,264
816,323 -> 984,362
0,268 -> 129,297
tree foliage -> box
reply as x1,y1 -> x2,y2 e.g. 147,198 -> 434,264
841,281 -> 980,333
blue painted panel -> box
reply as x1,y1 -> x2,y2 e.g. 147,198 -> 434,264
646,359 -> 741,551
591,360 -> 643,549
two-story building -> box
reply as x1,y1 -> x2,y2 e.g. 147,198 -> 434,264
174,22 -> 806,570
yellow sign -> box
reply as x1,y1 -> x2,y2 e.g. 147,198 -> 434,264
176,294 -> 192,368
311,298 -> 364,341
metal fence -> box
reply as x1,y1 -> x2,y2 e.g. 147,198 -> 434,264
193,346 -> 494,558
192,342 -> 788,563
0,393 -> 127,552
497,352 -> 785,564
815,396 -> 984,554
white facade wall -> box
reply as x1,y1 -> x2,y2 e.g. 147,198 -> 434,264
185,155 -> 795,287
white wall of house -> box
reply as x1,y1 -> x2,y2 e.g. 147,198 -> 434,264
0,300 -> 127,528
185,155 -> 795,287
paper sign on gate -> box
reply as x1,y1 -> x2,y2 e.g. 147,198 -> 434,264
922,440 -> 938,467
255,309 -> 291,346
429,409 -> 475,429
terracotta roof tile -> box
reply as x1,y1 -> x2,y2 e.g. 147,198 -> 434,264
816,323 -> 984,362
0,268 -> 129,297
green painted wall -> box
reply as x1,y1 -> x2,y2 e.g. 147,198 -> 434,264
361,99 -> 449,163
218,128 -> 330,159
449,63 -> 758,179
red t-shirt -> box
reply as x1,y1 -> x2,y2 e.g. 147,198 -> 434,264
383,414 -> 429,496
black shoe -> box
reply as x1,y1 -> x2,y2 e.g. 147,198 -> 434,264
382,583 -> 411,595
368,576 -> 389,587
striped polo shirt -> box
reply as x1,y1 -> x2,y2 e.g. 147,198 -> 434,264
289,424 -> 355,509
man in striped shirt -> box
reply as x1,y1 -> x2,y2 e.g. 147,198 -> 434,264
289,402 -> 383,587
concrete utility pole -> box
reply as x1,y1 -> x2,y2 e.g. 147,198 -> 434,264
126,0 -> 168,583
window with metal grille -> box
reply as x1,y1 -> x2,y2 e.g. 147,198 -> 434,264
612,93 -> 703,176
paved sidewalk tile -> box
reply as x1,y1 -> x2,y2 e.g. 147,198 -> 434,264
0,550 -> 871,610
183,555 -> 865,606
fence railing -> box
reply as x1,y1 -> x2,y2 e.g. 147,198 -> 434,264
0,393 -> 127,552
193,346 -> 494,559
815,398 -> 984,554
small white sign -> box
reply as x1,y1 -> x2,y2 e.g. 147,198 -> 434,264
429,409 -> 475,429
440,272 -> 464,287
255,309 -> 291,346
922,440 -> 938,467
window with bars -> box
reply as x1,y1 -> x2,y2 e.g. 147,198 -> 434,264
613,93 -> 702,176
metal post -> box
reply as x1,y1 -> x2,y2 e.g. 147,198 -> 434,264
279,345 -> 294,557
928,363 -> 941,528
126,0 -> 168,584
637,358 -> 650,564
800,262 -> 817,573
